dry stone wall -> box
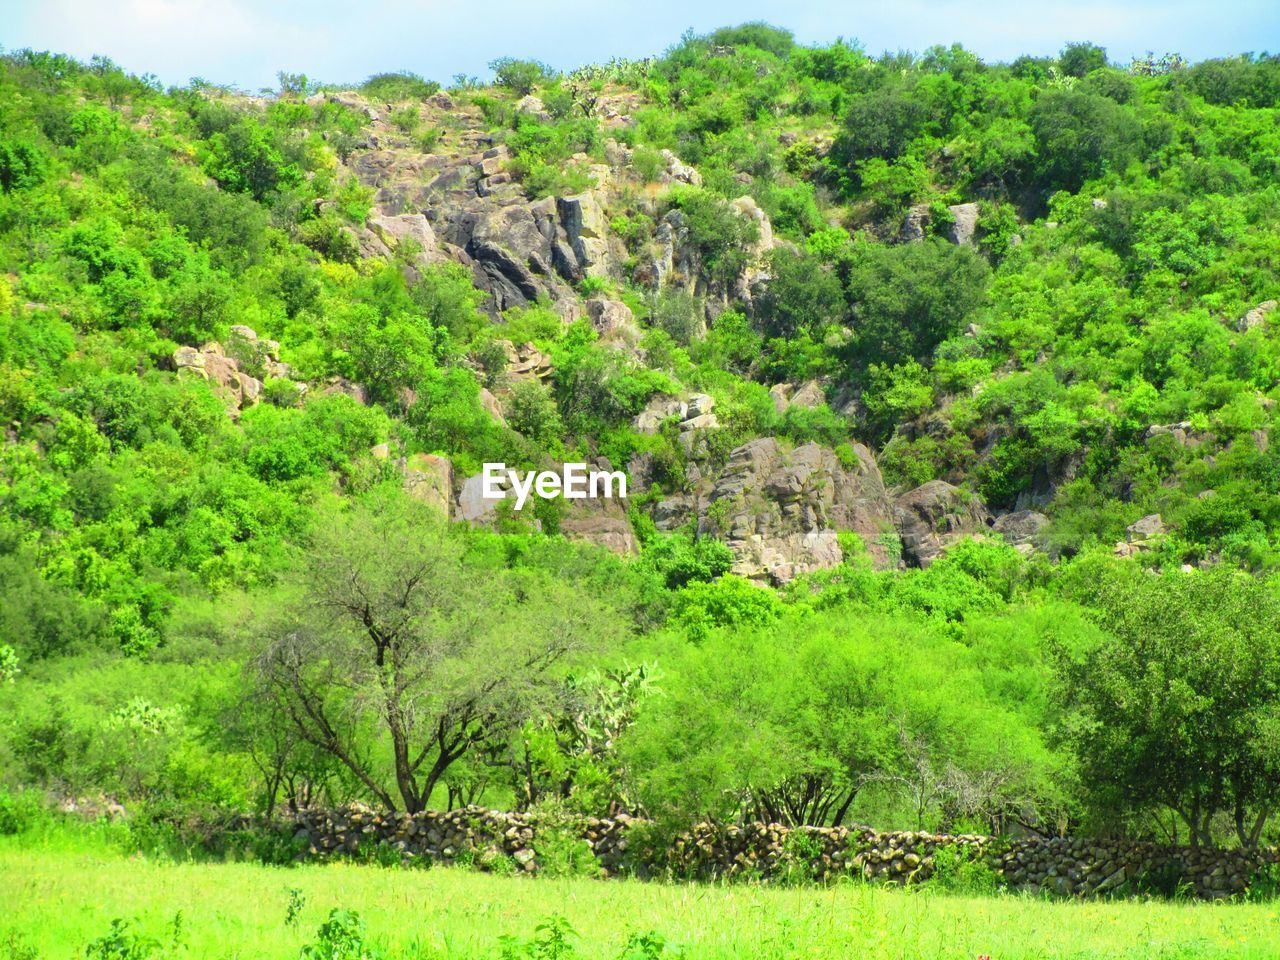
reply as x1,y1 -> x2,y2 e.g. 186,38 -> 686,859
287,806 -> 1279,899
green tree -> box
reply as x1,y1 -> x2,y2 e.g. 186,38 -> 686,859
489,57 -> 556,95
1029,89 -> 1141,192
845,239 -> 989,370
1059,42 -> 1108,78
255,492 -> 612,812
1055,561 -> 1280,846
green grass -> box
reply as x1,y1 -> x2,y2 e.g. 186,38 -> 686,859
2,833 -> 1277,960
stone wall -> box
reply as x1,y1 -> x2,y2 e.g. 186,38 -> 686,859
286,806 -> 1280,900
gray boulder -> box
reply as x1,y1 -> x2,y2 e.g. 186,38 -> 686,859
1126,514 -> 1165,543
993,510 -> 1049,547
893,480 -> 992,567
677,437 -> 897,582
946,203 -> 980,246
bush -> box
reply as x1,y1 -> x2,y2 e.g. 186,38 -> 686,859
1059,42 -> 1108,78
929,844 -> 1001,894
301,909 -> 383,960
845,239 -> 989,371
0,790 -> 45,836
360,72 -> 440,101
84,919 -> 161,960
489,57 -> 557,95
532,825 -> 600,879
1029,89 -> 1142,193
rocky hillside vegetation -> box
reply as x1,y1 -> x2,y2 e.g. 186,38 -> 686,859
4,31 -> 1280,853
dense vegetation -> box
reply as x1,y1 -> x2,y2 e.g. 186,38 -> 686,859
3,27 -> 1280,870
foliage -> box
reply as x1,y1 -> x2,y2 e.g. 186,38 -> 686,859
489,58 -> 558,96
1054,561 -> 1280,846
255,491 -> 617,811
4,26 -> 1280,864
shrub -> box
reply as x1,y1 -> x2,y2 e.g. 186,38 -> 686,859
489,58 -> 557,95
1029,89 -> 1142,192
84,920 -> 161,960
1059,42 -> 1108,78
360,71 -> 440,101
301,909 -> 383,960
532,825 -> 600,879
929,844 -> 1001,894
0,790 -> 44,836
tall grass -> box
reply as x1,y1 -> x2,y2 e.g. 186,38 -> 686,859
2,830 -> 1277,960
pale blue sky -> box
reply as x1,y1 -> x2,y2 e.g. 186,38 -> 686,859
1,0 -> 1277,90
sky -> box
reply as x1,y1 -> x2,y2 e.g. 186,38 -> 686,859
1,0 -> 1278,91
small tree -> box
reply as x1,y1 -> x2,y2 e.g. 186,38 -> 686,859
1059,42 -> 1108,78
489,57 -> 557,96
256,491 -> 609,812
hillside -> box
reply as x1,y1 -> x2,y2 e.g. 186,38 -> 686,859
3,29 -> 1280,852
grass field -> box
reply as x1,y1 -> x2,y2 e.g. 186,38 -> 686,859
3,833 -> 1279,960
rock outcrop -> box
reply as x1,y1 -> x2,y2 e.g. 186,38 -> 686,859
1115,513 -> 1166,558
1237,299 -> 1277,332
401,453 -> 453,514
172,328 -> 290,415
337,93 -> 755,316
898,201 -> 980,246
893,480 -> 992,567
656,437 -> 898,582
946,202 -> 980,246
992,510 -> 1049,551
449,459 -> 638,556
769,380 -> 825,413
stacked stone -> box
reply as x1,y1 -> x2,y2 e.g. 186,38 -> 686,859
290,805 -> 537,870
668,823 -> 991,883
583,813 -> 636,875
1000,837 -> 1280,899
286,805 -> 1280,898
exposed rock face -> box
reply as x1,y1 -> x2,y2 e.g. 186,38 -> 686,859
633,209 -> 692,290
769,380 -> 825,413
656,437 -> 896,582
1238,299 -> 1277,332
992,510 -> 1049,549
456,472 -> 500,524
893,480 -> 992,567
361,212 -> 446,276
1114,523 -> 1167,557
1127,513 -> 1165,542
898,202 -> 979,246
676,394 -> 720,455
946,202 -> 980,246
585,297 -> 635,337
557,193 -> 610,279
558,497 -> 638,555
901,204 -> 929,242
632,395 -> 685,434
1146,421 -> 1207,447
348,139 -> 617,313
449,460 -> 637,555
172,338 -> 271,414
337,93 -> 793,316
478,387 -> 506,425
514,94 -> 549,120
340,99 -> 728,316
402,453 -> 452,514
495,340 -> 553,382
